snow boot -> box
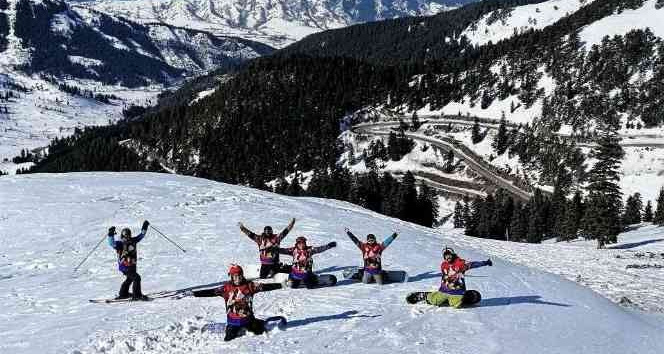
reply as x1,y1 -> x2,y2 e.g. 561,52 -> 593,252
406,291 -> 430,304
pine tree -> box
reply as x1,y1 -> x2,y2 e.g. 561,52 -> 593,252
643,200 -> 653,222
581,128 -> 624,247
453,201 -> 464,228
561,191 -> 583,241
387,132 -> 400,161
622,192 -> 643,225
416,184 -> 438,227
398,171 -> 419,223
492,112 -> 509,155
462,201 -> 471,228
471,117 -> 483,144
465,197 -> 482,237
411,111 -> 421,131
509,201 -> 528,242
525,189 -> 548,243
477,194 -> 495,238
380,172 -> 397,216
444,149 -> 455,173
274,177 -> 289,195
654,188 -> 664,225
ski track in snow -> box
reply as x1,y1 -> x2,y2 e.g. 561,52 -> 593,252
0,173 -> 663,354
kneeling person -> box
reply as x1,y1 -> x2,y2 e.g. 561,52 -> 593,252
190,264 -> 282,341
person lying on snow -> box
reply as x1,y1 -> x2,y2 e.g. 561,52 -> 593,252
345,227 -> 398,284
238,218 -> 296,278
187,264 -> 282,341
279,236 -> 336,288
411,247 -> 492,308
107,220 -> 150,300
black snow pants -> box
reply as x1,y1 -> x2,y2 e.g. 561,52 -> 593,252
224,317 -> 266,341
119,265 -> 142,298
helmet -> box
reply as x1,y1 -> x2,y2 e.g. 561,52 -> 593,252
442,247 -> 456,259
228,264 -> 244,277
296,236 -> 307,244
366,234 -> 376,242
121,228 -> 131,239
264,226 -> 273,235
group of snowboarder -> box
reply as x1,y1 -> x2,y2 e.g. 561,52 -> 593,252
104,218 -> 493,341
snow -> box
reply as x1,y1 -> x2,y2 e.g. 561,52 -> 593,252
51,13 -> 79,37
68,56 -> 104,67
446,222 -> 664,314
0,70 -> 161,171
619,146 -> 664,203
189,87 -> 217,105
461,0 -> 599,46
1,172 -> 663,353
579,0 -> 664,47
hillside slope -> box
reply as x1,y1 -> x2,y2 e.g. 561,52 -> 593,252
0,172 -> 662,353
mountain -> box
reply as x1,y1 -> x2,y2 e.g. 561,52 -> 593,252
78,0 -> 479,48
0,0 -> 273,166
1,172 -> 663,353
7,0 -> 273,86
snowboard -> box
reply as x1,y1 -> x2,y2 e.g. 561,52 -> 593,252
405,290 -> 482,306
286,274 -> 337,288
89,296 -> 154,304
202,316 -> 287,334
342,268 -> 408,284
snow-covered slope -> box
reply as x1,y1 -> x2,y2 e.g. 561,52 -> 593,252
0,172 -> 663,353
80,0 -> 468,48
461,0 -> 598,46
579,0 -> 664,46
462,0 -> 664,47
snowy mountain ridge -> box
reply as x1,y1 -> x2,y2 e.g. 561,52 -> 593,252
0,172 -> 663,353
0,0 -> 272,166
79,0 -> 473,48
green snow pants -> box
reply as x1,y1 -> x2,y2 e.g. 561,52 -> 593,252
426,291 -> 464,308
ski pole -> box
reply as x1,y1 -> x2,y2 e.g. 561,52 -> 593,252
150,225 -> 187,253
73,233 -> 107,273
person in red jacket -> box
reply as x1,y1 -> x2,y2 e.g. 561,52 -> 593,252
188,264 -> 282,341
426,248 -> 492,307
345,227 -> 398,284
279,236 -> 336,288
238,218 -> 295,278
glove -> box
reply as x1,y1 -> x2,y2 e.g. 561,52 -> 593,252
486,259 -> 493,267
329,241 -> 337,248
142,220 -> 150,230
108,226 -> 116,236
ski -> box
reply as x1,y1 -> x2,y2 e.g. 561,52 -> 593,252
89,296 -> 153,304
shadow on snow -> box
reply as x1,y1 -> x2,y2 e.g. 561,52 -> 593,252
480,296 -> 571,307
287,310 -> 381,329
608,238 -> 664,250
